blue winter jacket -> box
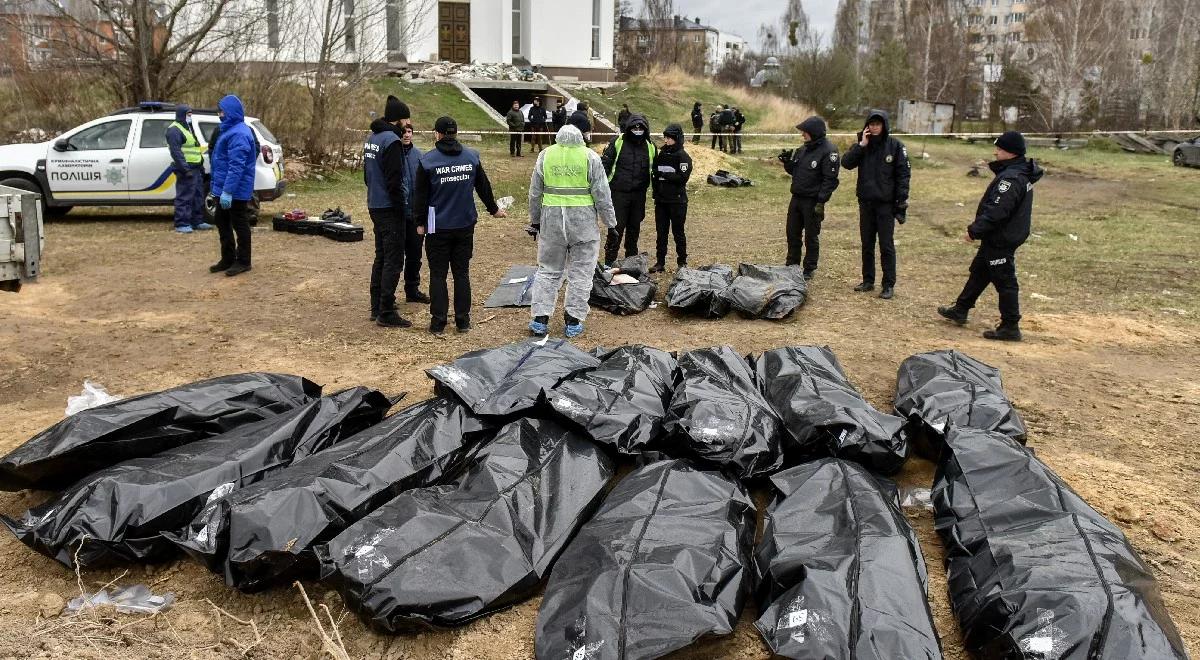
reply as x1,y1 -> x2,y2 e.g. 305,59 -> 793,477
210,95 -> 258,200
165,105 -> 197,172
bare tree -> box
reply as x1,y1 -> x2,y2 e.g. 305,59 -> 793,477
621,0 -> 707,75
758,0 -> 810,57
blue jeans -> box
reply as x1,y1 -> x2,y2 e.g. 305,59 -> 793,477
173,166 -> 205,228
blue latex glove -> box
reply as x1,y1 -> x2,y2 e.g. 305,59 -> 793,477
219,192 -> 233,210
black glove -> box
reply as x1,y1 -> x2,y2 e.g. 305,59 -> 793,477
894,202 -> 908,225
777,149 -> 794,164
607,228 -> 620,243
526,223 -> 540,238
814,202 -> 825,216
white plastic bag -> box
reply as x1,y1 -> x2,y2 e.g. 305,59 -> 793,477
65,585 -> 175,615
65,381 -> 120,417
497,196 -> 515,212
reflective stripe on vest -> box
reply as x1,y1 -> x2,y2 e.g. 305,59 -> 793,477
541,144 -> 594,207
606,135 -> 657,183
170,122 -> 203,164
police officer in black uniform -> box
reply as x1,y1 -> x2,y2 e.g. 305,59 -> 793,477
650,123 -> 693,272
363,95 -> 413,328
412,116 -> 507,335
842,109 -> 910,300
781,116 -> 839,279
939,131 -> 1043,341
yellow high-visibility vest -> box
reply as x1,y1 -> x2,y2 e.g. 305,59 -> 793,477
541,144 -> 594,207
170,121 -> 203,165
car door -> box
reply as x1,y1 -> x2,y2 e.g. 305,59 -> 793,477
1189,138 -> 1200,166
45,118 -> 133,202
127,117 -> 180,202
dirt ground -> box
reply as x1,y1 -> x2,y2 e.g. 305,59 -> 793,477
0,138 -> 1197,659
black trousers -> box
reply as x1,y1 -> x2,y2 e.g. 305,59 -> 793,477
955,246 -> 1021,324
214,199 -> 252,266
858,200 -> 896,287
654,202 -> 688,266
692,124 -> 702,144
369,208 -> 405,314
509,132 -> 522,156
425,226 -> 474,327
605,190 -> 647,264
711,130 -> 721,150
786,196 -> 823,271
404,215 -> 424,293
733,129 -> 743,153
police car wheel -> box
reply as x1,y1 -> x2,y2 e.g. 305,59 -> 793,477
1172,150 -> 1185,167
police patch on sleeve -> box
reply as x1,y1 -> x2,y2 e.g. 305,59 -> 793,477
998,180 -> 1012,193
886,155 -> 894,163
810,160 -> 818,169
830,152 -> 839,162
680,163 -> 688,171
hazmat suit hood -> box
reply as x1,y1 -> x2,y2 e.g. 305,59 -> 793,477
624,113 -> 650,139
175,105 -> 191,123
218,95 -> 246,128
797,116 -> 827,142
555,124 -> 585,147
864,109 -> 890,140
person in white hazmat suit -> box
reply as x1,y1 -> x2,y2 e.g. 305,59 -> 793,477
526,124 -> 617,338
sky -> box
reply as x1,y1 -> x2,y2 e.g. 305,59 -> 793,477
632,0 -> 839,48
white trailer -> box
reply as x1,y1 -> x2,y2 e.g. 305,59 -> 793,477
0,183 -> 44,293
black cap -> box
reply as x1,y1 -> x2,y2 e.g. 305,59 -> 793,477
384,95 -> 410,122
434,116 -> 457,135
994,130 -> 1027,157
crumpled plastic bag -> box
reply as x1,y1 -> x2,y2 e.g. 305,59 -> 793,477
754,459 -> 942,660
590,255 -> 657,315
168,397 -> 491,592
665,346 -> 784,481
65,381 -> 121,416
720,264 -> 807,320
535,459 -> 755,660
894,350 -> 1027,458
933,425 -> 1188,660
756,346 -> 907,475
3,388 -> 392,569
427,339 -> 601,417
548,345 -> 677,454
0,373 -> 321,491
706,169 -> 753,187
66,585 -> 175,615
315,417 -> 614,632
665,264 -> 734,318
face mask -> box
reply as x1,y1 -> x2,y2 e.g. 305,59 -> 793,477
631,129 -> 645,136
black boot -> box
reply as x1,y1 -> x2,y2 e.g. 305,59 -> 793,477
529,315 -> 549,337
938,305 -> 969,325
648,262 -> 666,274
225,263 -> 252,277
455,315 -> 471,333
376,311 -> 413,328
406,289 -> 431,304
853,282 -> 875,292
209,261 -> 232,273
878,286 -> 894,300
983,322 -> 1022,342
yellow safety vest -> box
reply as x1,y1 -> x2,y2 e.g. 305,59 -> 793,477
541,144 -> 594,207
170,121 -> 203,165
606,135 -> 657,183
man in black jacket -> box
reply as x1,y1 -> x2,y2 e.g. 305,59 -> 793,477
842,109 -> 910,299
529,97 -> 548,153
601,113 -> 656,265
650,123 -> 692,272
731,107 -> 746,154
781,116 -> 840,279
362,95 -> 413,327
939,131 -> 1043,341
568,102 -> 592,142
719,104 -> 736,153
691,101 -> 703,144
551,101 -> 567,142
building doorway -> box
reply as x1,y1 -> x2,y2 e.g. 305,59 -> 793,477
438,2 -> 470,63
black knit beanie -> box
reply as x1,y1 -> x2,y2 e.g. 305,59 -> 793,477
384,95 -> 411,122
994,130 -> 1027,157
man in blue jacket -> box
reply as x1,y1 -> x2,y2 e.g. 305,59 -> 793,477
209,94 -> 258,277
412,116 -> 507,335
363,95 -> 414,327
165,105 -> 212,234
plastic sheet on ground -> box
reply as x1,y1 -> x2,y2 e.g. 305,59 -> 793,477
590,255 -> 657,315
168,397 -> 490,591
535,459 -> 754,660
2,387 -> 391,569
665,264 -> 734,318
548,345 -> 677,454
720,264 -> 807,320
665,346 -> 784,480
894,350 -> 1028,458
483,265 -> 538,308
754,459 -> 942,660
756,346 -> 907,474
933,426 -> 1189,660
66,585 -> 175,615
0,373 -> 321,491
427,339 -> 601,417
315,417 -> 613,632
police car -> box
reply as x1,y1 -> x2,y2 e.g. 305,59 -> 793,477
0,102 -> 285,219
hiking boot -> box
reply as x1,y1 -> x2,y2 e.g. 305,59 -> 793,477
376,311 -> 413,328
878,286 -> 894,300
529,315 -> 549,337
209,261 -> 232,273
648,262 -> 666,274
406,290 -> 431,304
225,263 -> 252,277
983,324 -> 1023,342
853,282 -> 875,292
937,305 -> 969,326
369,310 -> 378,322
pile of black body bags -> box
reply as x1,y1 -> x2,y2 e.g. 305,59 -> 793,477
0,345 -> 1188,660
